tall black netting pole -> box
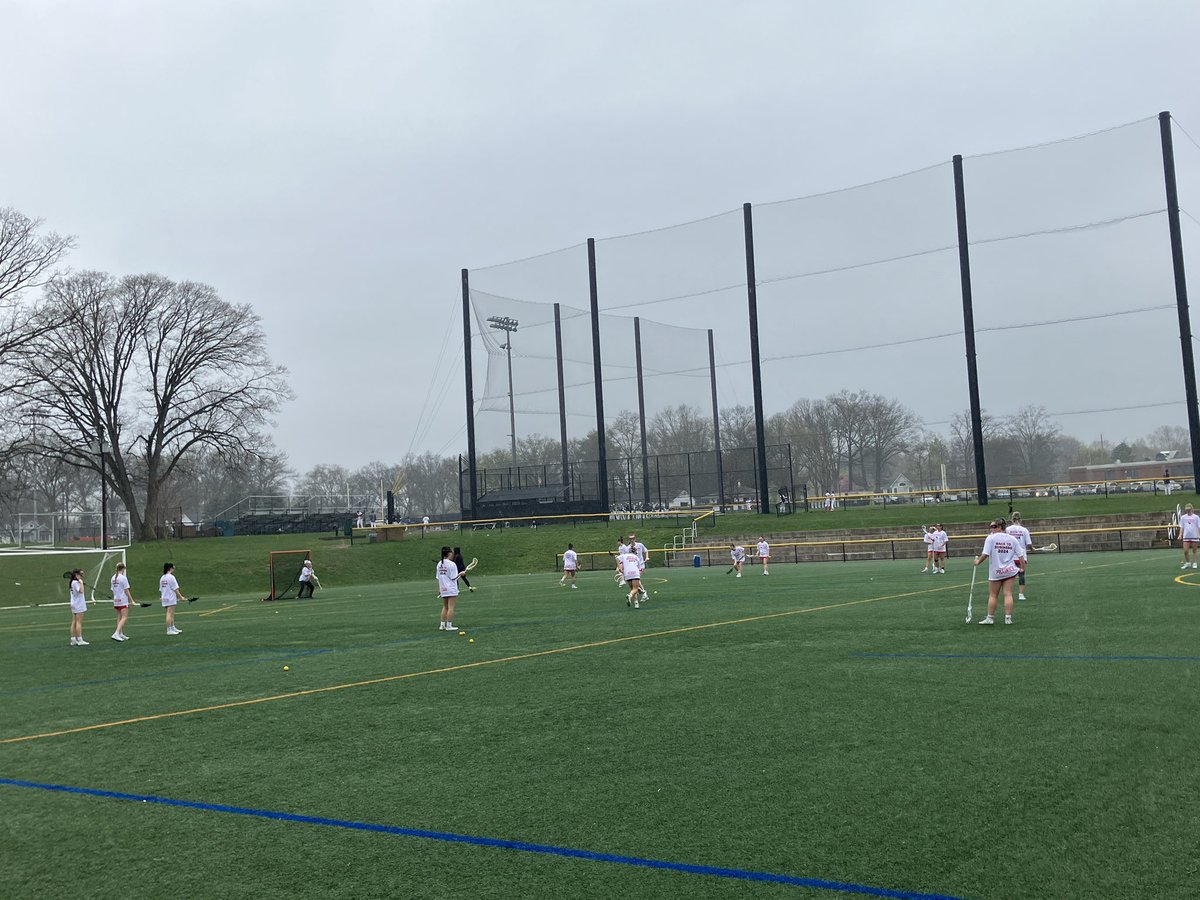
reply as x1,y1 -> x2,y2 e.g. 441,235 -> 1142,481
1159,111 -> 1200,493
461,268 -> 478,517
743,203 -> 769,515
588,238 -> 609,510
708,328 -> 726,510
634,317 -> 651,506
553,302 -> 570,498
952,157 -> 988,505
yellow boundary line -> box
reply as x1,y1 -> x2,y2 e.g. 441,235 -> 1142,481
198,604 -> 238,618
0,556 -> 1147,746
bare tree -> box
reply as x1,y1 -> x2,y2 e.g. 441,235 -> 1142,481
1004,405 -> 1062,483
648,404 -> 712,454
0,207 -> 75,366
859,395 -> 919,490
12,272 -> 293,540
719,404 -> 755,450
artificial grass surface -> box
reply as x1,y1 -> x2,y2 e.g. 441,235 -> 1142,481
2,550 -> 1197,899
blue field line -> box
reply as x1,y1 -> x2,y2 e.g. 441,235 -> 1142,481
854,651 -> 1200,663
0,777 -> 966,900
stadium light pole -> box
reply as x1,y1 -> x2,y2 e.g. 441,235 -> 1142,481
487,315 -> 520,466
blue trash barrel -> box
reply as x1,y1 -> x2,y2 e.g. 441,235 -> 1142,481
693,554 -> 702,568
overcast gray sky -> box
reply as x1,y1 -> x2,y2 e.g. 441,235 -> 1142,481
4,0 -> 1199,475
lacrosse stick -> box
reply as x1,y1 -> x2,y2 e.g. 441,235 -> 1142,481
965,565 -> 977,624
1032,543 -> 1058,553
463,557 -> 479,572
310,573 -> 323,590
187,596 -> 200,603
137,601 -> 152,608
725,565 -> 737,575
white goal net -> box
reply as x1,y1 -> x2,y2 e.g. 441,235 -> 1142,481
0,548 -> 128,610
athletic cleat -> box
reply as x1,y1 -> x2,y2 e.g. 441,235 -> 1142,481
112,633 -> 122,641
626,597 -> 632,607
1193,562 -> 1198,569
119,633 -> 129,641
570,584 -> 577,589
1182,563 -> 1190,569
469,586 -> 475,592
76,638 -> 89,645
69,637 -> 78,646
1018,593 -> 1026,601
633,600 -> 640,609
1004,615 -> 1013,625
735,572 -> 742,578
445,623 -> 455,631
166,627 -> 181,635
978,616 -> 994,626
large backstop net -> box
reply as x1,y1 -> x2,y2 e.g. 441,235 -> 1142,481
461,113 -> 1199,514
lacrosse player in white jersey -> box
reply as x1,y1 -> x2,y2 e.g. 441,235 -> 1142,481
1180,503 -> 1200,569
629,533 -> 649,602
1006,513 -> 1034,599
619,549 -> 643,609
756,537 -> 770,575
921,526 -> 935,573
110,562 -> 136,642
931,524 -> 948,574
436,546 -> 467,631
730,544 -> 746,577
561,543 -> 579,588
973,518 -> 1026,626
614,536 -> 631,586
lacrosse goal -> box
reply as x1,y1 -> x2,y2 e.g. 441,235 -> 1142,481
263,549 -> 312,601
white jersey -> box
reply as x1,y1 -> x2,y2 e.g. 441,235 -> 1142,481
617,542 -> 630,556
436,559 -> 460,598
70,577 -> 87,614
932,529 -> 949,552
620,552 -> 641,581
299,563 -> 313,583
1005,523 -> 1032,551
1181,513 -> 1200,542
111,573 -> 131,606
980,532 -> 1025,581
633,542 -> 648,570
756,540 -> 770,558
731,545 -> 746,563
923,530 -> 934,549
563,549 -> 578,571
159,573 -> 180,603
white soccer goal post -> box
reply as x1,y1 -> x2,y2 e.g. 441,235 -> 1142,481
0,548 -> 128,610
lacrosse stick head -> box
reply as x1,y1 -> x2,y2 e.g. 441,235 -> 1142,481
464,557 -> 479,572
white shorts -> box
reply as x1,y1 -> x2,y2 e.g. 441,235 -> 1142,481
161,598 -> 177,607
70,596 -> 88,615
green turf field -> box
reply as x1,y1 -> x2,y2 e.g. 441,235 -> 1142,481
2,548 -> 1197,899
